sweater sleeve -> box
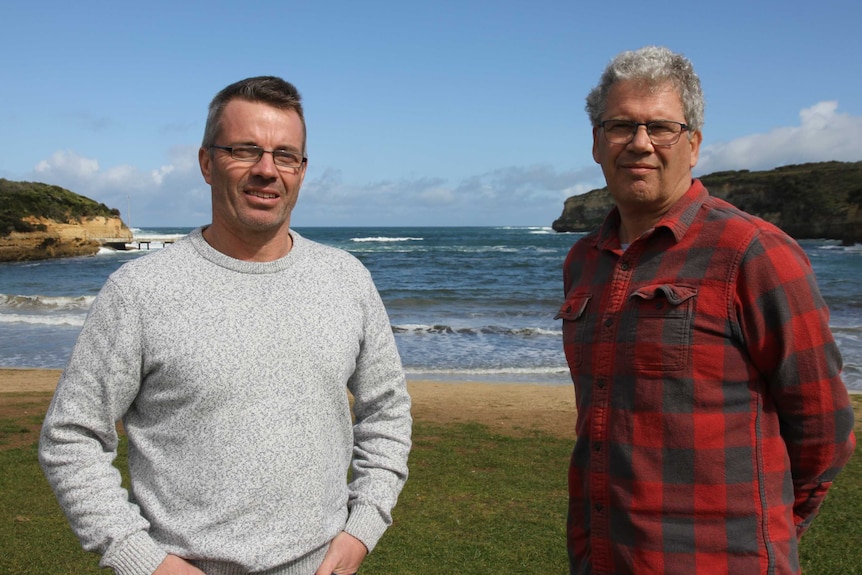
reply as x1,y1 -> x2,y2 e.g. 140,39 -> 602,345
734,229 -> 856,536
38,277 -> 168,575
344,274 -> 412,551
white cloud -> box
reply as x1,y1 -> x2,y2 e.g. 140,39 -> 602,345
295,164 -> 603,226
35,150 -> 100,179
455,165 -> 601,202
297,171 -> 460,223
697,101 -> 862,174
25,101 -> 860,228
34,149 -> 170,194
418,186 -> 455,206
27,146 -> 209,227
152,165 -> 175,186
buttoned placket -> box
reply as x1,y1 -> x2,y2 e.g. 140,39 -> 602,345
589,246 -> 636,573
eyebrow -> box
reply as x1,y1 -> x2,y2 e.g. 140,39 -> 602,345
233,142 -> 304,153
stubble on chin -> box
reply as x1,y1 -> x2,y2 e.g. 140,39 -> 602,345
610,176 -> 657,206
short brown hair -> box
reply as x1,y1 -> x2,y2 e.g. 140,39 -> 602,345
201,76 -> 307,155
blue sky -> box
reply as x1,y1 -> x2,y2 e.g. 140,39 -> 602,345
2,1 -> 861,228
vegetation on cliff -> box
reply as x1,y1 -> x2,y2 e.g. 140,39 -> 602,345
0,179 -> 120,237
0,179 -> 130,262
552,161 -> 862,244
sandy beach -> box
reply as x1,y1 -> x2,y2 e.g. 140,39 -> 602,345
5,366 -> 856,450
0,368 -> 578,448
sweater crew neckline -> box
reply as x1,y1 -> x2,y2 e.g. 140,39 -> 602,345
189,227 -> 303,274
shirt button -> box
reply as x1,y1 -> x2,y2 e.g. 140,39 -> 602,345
593,443 -> 602,451
621,262 -> 630,271
596,380 -> 605,389
604,318 -> 613,327
595,503 -> 604,512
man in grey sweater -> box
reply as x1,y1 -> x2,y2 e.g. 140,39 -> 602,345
39,76 -> 412,575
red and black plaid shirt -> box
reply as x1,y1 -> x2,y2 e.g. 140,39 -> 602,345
558,180 -> 856,575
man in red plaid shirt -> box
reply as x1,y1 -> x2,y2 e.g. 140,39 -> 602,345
558,46 -> 856,575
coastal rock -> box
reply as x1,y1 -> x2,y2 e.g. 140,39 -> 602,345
0,178 -> 131,262
843,196 -> 862,246
0,216 -> 131,262
552,161 -> 862,244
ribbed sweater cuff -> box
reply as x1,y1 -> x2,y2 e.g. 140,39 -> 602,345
104,531 -> 167,575
193,545 -> 328,575
344,504 -> 389,552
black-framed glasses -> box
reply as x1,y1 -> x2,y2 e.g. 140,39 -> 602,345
210,145 -> 307,169
600,120 -> 689,146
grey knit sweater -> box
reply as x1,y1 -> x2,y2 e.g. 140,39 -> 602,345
39,228 -> 412,575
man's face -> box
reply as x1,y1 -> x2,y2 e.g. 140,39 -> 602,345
592,80 -> 701,218
199,99 -> 306,241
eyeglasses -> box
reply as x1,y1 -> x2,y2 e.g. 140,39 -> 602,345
599,120 -> 689,146
210,145 -> 307,169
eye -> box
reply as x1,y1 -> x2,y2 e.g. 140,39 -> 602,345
230,146 -> 262,160
648,122 -> 676,135
274,151 -> 302,162
605,120 -> 634,134
272,151 -> 303,167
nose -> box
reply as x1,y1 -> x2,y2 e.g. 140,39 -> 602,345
249,150 -> 279,178
629,124 -> 654,150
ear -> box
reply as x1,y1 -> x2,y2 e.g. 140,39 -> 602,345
199,147 -> 213,184
297,158 -> 308,188
591,126 -> 601,164
688,130 -> 702,169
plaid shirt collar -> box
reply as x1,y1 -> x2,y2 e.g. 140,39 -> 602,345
595,178 -> 709,250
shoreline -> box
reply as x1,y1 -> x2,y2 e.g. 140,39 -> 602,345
0,367 -> 579,439
4,368 -> 857,441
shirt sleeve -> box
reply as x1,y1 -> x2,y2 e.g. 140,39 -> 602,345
734,228 -> 856,537
38,277 -> 167,575
344,274 -> 412,551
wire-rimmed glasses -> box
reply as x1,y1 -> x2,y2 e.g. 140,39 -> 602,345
210,145 -> 307,169
600,120 -> 689,146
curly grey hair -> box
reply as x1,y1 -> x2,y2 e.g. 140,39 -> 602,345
585,46 -> 704,133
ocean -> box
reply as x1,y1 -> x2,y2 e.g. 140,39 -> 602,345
1,226 -> 860,390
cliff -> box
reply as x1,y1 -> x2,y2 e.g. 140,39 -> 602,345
0,179 -> 131,262
552,161 -> 862,244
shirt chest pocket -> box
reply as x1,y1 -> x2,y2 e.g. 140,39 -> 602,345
556,293 -> 592,368
626,284 -> 697,372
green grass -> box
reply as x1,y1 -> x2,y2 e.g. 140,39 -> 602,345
0,444 -> 104,574
798,435 -> 862,575
363,422 -> 570,573
1,402 -> 860,574
0,397 -> 46,448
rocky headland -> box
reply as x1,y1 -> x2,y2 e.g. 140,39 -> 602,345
552,161 -> 862,245
0,179 -> 131,262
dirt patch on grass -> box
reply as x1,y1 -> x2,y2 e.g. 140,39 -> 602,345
0,369 -> 59,450
0,394 -> 53,450
407,380 -> 576,440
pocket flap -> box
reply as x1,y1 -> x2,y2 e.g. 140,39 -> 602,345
631,284 -> 697,306
555,293 -> 592,320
